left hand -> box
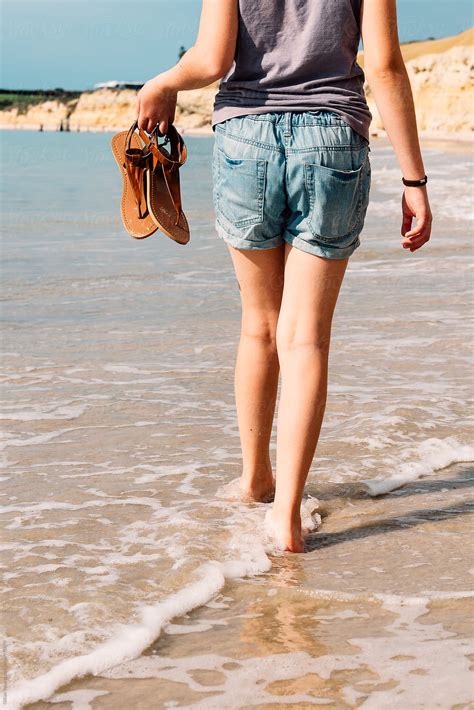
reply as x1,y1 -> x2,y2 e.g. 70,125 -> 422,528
401,186 -> 432,253
136,75 -> 177,135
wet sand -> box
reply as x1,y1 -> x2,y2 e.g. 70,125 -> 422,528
27,462 -> 473,709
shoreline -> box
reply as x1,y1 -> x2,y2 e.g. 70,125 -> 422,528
0,123 -> 472,140
13,460 -> 474,708
1,123 -> 472,152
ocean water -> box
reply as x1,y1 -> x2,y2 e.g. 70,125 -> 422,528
1,130 -> 473,709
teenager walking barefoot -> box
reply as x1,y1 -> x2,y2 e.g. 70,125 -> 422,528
136,0 -> 433,553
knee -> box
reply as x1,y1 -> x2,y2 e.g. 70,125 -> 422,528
241,315 -> 278,350
276,323 -> 331,357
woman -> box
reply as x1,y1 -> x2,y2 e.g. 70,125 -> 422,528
136,0 -> 433,552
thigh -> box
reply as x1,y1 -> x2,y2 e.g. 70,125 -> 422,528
227,243 -> 286,329
277,242 -> 349,348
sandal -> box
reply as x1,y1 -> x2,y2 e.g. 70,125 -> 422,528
146,124 -> 190,245
111,121 -> 157,239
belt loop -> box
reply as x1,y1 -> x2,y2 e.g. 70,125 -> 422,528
284,111 -> 291,137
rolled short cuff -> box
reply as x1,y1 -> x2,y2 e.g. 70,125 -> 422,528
215,220 -> 284,250
283,232 -> 361,259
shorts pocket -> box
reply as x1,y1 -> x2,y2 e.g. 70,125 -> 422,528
215,147 -> 267,228
304,158 -> 367,241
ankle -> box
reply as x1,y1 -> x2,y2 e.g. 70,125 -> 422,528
270,503 -> 301,528
241,464 -> 274,485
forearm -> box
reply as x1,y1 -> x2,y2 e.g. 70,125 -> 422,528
136,43 -> 230,134
366,64 -> 426,180
159,46 -> 226,92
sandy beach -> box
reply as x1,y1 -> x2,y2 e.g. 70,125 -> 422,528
19,460 -> 474,709
0,125 -> 472,708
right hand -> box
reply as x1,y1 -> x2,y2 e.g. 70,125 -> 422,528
401,187 -> 432,252
136,74 -> 177,136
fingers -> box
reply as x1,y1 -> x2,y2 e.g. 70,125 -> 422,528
135,94 -> 157,134
403,234 -> 430,252
147,118 -> 156,134
136,106 -> 147,133
404,212 -> 429,238
136,112 -> 169,136
158,119 -> 169,135
403,212 -> 432,239
401,213 -> 432,252
135,82 -> 176,135
137,116 -> 157,135
401,212 -> 412,238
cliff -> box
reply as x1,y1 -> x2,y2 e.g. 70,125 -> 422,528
0,28 -> 472,139
364,41 -> 473,138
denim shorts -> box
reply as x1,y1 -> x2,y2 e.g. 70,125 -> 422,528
211,111 -> 371,259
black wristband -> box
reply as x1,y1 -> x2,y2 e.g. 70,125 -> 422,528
402,175 -> 428,187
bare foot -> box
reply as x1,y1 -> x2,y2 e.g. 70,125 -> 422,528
264,508 -> 305,553
239,476 -> 276,504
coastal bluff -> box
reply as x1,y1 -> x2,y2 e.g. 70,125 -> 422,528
1,28 -> 472,139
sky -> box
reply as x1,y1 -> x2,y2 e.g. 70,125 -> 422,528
1,0 -> 473,91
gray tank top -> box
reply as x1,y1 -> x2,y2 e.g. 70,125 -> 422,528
212,0 -> 372,142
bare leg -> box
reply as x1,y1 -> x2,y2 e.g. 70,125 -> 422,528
226,243 -> 285,502
271,245 -> 349,551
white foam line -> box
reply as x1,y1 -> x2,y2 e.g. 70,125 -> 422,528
0,420 -> 203,452
0,402 -> 88,422
0,429 -> 71,452
296,588 -> 474,605
1,497 -> 163,515
6,556 -> 270,709
373,590 -> 474,605
360,437 -> 474,496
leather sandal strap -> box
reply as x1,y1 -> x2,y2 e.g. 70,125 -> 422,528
125,119 -> 151,153
124,146 -> 151,219
127,162 -> 147,219
162,163 -> 182,225
149,124 -> 187,168
122,121 -> 157,219
165,124 -> 187,166
148,124 -> 187,224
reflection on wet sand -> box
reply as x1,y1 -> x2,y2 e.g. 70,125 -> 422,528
28,463 -> 473,709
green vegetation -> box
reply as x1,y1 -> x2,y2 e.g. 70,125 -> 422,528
0,90 -> 81,112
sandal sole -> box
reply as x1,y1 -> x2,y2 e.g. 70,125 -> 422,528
111,131 -> 157,239
146,164 -> 190,245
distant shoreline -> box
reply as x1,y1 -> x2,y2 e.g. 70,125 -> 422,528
1,125 -> 472,154
0,119 -> 216,136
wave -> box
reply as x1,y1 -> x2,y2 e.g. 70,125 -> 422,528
360,436 -> 474,496
6,494 -> 325,708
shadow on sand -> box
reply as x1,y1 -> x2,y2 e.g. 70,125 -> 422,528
303,464 -> 473,553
